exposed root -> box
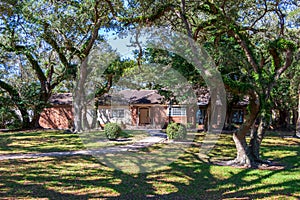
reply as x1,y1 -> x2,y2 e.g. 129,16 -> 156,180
213,159 -> 285,170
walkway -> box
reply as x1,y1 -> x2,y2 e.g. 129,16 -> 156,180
0,130 -> 167,161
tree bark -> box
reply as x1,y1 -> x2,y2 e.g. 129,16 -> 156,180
296,87 -> 300,137
73,58 -> 88,133
248,117 -> 265,162
204,101 -> 211,132
228,90 -> 260,167
278,109 -> 289,129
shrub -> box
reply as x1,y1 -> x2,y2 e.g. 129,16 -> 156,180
104,123 -> 121,140
0,107 -> 22,130
166,123 -> 187,140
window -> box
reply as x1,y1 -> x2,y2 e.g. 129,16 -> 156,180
170,107 -> 186,116
111,109 -> 125,118
231,109 -> 244,124
196,109 -> 206,125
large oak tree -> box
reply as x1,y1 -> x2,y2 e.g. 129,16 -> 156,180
111,0 -> 299,167
0,0 -> 116,128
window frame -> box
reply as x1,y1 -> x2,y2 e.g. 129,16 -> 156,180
231,109 -> 244,124
197,108 -> 206,125
170,107 -> 187,116
111,109 -> 125,118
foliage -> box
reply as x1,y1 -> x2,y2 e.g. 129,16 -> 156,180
104,122 -> 122,140
0,94 -> 22,129
166,123 -> 187,140
115,0 -> 300,166
0,0 -> 118,128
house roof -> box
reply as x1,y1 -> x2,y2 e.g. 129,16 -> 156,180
49,89 -> 248,107
101,90 -> 164,105
49,90 -> 164,106
195,87 -> 210,106
49,93 -> 72,106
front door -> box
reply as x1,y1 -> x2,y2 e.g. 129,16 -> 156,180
139,108 -> 150,125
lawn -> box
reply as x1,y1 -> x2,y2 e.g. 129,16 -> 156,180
0,129 -> 149,154
0,130 -> 299,199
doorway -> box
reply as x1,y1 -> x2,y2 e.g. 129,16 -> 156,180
139,108 -> 150,125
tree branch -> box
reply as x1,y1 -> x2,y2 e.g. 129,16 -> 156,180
115,3 -> 175,26
81,1 -> 102,58
228,30 -> 259,73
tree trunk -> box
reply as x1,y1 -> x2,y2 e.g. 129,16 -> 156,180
296,88 -> 300,137
232,132 -> 251,167
204,101 -> 211,132
20,108 -> 31,129
0,80 -> 31,129
74,58 -> 89,133
278,109 -> 288,129
228,90 -> 260,167
292,109 -> 297,125
248,117 -> 265,163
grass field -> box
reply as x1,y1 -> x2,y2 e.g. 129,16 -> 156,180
0,130 -> 299,199
0,129 -> 149,154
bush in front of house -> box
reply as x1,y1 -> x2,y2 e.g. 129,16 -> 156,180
166,123 -> 187,140
104,123 -> 121,140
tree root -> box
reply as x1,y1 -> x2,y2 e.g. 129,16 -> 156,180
213,158 -> 285,170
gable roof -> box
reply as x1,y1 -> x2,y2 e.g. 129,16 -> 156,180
100,90 -> 164,105
49,90 -> 164,106
49,89 -> 248,107
49,93 -> 72,106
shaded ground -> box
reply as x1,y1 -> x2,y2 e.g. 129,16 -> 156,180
0,130 -> 299,199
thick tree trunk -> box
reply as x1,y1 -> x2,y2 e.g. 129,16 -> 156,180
20,108 -> 31,129
232,132 -> 251,167
278,109 -> 289,129
29,111 -> 42,129
248,117 -> 265,162
74,58 -> 89,133
227,90 -> 260,167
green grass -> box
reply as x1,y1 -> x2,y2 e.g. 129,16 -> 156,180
81,130 -> 149,149
0,130 -> 84,154
0,130 -> 299,199
0,129 -> 149,154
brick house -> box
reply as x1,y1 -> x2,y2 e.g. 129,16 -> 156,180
39,89 -> 248,130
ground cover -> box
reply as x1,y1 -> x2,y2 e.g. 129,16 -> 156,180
0,130 -> 299,199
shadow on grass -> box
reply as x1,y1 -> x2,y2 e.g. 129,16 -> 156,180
0,151 -> 299,199
0,130 -> 84,154
0,132 -> 299,199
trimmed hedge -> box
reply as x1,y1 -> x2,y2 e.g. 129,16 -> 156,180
166,123 -> 187,140
104,123 -> 121,140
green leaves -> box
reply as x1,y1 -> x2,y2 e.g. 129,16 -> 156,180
269,38 -> 296,52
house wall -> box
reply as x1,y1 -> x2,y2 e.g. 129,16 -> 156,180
98,106 -> 131,127
131,106 -> 138,126
39,106 -> 73,129
131,105 -> 166,127
150,105 -> 167,128
167,105 -> 197,128
39,103 -> 247,130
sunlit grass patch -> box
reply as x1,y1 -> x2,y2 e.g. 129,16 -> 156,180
0,130 -> 84,154
0,130 -> 299,199
0,129 -> 152,155
81,130 -> 149,149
